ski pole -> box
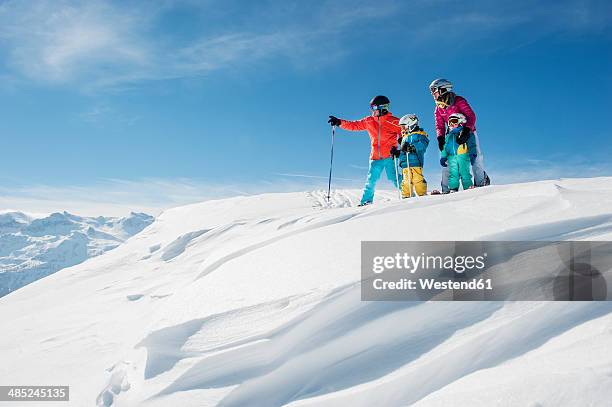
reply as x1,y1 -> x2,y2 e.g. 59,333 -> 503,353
394,155 -> 401,200
406,150 -> 412,198
414,143 -> 425,197
326,125 -> 336,204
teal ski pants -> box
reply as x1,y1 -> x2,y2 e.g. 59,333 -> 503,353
448,154 -> 473,190
361,158 -> 401,205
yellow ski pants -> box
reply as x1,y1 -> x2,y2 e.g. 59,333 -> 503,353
401,167 -> 427,197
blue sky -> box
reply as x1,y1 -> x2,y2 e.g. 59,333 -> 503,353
0,0 -> 611,215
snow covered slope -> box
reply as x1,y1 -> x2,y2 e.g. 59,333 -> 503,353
0,211 -> 154,297
1,178 -> 612,407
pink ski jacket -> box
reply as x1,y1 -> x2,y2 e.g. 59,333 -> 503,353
434,95 -> 476,138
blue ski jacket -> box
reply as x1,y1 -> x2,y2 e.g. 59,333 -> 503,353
399,128 -> 429,168
441,126 -> 477,157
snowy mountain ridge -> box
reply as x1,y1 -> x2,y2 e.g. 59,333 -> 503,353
1,177 -> 612,407
0,210 -> 154,297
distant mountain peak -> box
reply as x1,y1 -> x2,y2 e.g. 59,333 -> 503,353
0,210 -> 155,297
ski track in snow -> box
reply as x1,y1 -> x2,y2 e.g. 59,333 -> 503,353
1,178 -> 612,407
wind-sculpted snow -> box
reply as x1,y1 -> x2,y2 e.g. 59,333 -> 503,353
0,178 -> 612,407
160,229 -> 211,261
0,211 -> 154,297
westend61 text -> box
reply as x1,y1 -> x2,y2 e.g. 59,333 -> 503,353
373,278 -> 493,291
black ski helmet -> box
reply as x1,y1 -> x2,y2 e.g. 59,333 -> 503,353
370,95 -> 390,107
370,95 -> 390,116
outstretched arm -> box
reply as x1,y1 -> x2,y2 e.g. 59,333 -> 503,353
340,117 -> 369,131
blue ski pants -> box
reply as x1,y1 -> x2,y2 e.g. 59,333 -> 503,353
361,158 -> 401,205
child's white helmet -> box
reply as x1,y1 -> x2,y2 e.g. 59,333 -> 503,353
448,112 -> 467,126
399,114 -> 419,132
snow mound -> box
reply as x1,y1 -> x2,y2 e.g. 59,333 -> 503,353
0,211 -> 154,297
1,178 -> 612,407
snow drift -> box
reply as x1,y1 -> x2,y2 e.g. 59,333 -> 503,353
1,177 -> 612,407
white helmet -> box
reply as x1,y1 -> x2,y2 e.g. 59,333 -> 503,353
429,78 -> 453,94
448,112 -> 467,126
399,114 -> 419,132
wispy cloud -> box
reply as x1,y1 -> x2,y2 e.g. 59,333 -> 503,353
0,174 -> 356,217
487,157 -> 612,185
0,177 -> 254,217
78,102 -> 141,126
274,172 -> 360,182
396,0 -> 610,53
0,1 -> 152,87
79,103 -> 112,123
2,156 -> 610,217
171,32 -> 292,75
348,164 -> 369,170
0,0 -> 398,90
0,0 -> 607,91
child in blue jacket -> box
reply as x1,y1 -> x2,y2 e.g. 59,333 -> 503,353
440,113 -> 477,191
390,114 -> 429,197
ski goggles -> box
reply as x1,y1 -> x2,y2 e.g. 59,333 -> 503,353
370,103 -> 390,112
431,87 -> 450,99
447,117 -> 462,125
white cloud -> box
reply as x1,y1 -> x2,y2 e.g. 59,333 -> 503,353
78,102 -> 141,126
0,175 -> 350,217
172,32 -> 292,74
487,157 -> 612,185
0,1 -> 152,86
0,178 -> 243,217
274,172 -> 360,182
0,0 -> 399,90
2,158 -> 610,217
0,0 -> 605,90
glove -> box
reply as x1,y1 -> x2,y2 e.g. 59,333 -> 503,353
457,126 -> 471,144
470,154 -> 477,165
390,146 -> 400,158
402,143 -> 416,153
328,116 -> 341,126
437,136 -> 445,152
440,157 -> 448,167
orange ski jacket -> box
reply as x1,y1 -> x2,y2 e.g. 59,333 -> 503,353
340,113 -> 401,160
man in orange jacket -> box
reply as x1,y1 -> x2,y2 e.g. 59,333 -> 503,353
328,95 -> 402,206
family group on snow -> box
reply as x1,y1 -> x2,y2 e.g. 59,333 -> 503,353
328,78 -> 490,206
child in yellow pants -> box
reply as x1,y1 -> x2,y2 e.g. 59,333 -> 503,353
390,114 -> 429,197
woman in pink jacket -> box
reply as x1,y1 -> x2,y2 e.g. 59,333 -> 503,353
430,78 -> 490,192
